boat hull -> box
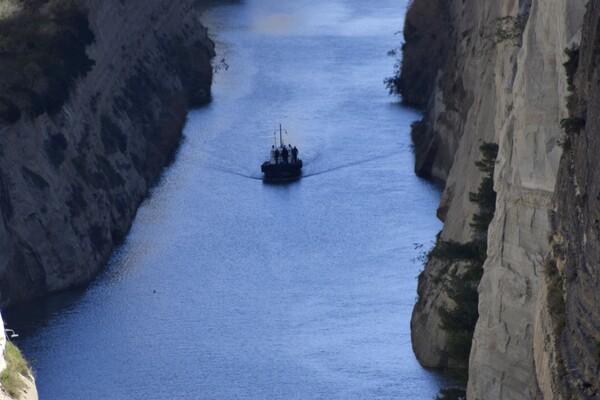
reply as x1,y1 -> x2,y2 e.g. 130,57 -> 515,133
261,160 -> 303,182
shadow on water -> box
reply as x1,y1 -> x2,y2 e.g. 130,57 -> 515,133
3,288 -> 87,344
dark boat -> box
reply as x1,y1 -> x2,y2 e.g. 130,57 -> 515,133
261,125 -> 302,182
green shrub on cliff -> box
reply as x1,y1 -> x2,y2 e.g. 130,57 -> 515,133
0,0 -> 95,123
1,341 -> 32,398
384,48 -> 402,96
428,239 -> 485,265
468,143 -> 498,235
435,142 -> 498,371
563,45 -> 579,92
560,45 -> 584,145
544,259 -> 566,338
559,116 -> 586,137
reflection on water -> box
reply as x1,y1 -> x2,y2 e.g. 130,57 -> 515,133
6,0 -> 453,398
251,14 -> 299,35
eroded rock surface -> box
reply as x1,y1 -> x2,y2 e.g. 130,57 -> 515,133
404,0 -> 591,398
0,0 -> 215,307
548,1 -> 600,398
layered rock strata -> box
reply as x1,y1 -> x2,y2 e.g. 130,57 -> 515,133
0,0 -> 215,307
402,0 -> 589,398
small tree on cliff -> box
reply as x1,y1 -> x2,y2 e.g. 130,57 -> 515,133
384,48 -> 402,96
469,142 -> 499,237
436,142 -> 498,371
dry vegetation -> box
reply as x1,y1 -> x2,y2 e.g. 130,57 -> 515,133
0,341 -> 32,398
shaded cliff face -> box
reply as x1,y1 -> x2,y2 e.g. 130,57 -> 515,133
408,0 -> 516,371
549,2 -> 600,398
399,0 -> 478,183
398,0 -> 449,108
0,0 -> 215,307
404,0 -> 589,398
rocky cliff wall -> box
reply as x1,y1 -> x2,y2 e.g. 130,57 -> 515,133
402,0 -> 588,398
469,1 -> 586,398
0,0 -> 214,307
407,0 -> 521,371
547,1 -> 600,398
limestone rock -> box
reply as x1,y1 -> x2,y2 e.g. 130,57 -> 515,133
404,0 -> 589,398
0,0 -> 215,307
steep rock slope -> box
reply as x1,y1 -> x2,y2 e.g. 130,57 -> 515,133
547,2 -> 600,398
402,0 -> 587,398
407,0 -> 507,371
0,0 -> 215,307
469,1 -> 585,398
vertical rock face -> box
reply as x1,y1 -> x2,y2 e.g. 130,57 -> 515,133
549,2 -> 600,398
398,0 -> 450,109
403,0 -> 590,398
0,0 -> 215,307
408,0 -> 521,371
469,1 -> 586,398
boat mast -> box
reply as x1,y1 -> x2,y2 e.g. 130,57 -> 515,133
279,124 -> 284,147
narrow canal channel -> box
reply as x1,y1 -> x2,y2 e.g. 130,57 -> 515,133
7,0 -> 450,398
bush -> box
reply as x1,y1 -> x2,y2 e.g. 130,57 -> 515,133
563,45 -> 579,92
1,341 -> 32,398
469,143 -> 498,235
544,259 -> 566,337
428,240 -> 483,264
437,265 -> 481,368
560,117 -> 586,136
434,142 -> 498,370
383,48 -> 402,96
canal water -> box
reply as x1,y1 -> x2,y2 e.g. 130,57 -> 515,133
6,0 -> 449,398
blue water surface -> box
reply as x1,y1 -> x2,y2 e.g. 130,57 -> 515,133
7,0 -> 450,398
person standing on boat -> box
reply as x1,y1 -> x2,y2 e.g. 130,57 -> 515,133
287,144 -> 293,163
274,147 -> 280,164
291,146 -> 298,163
281,146 -> 289,164
270,145 -> 276,164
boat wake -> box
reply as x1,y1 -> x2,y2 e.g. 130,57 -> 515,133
203,166 -> 264,180
301,151 -> 398,179
202,151 -> 399,181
